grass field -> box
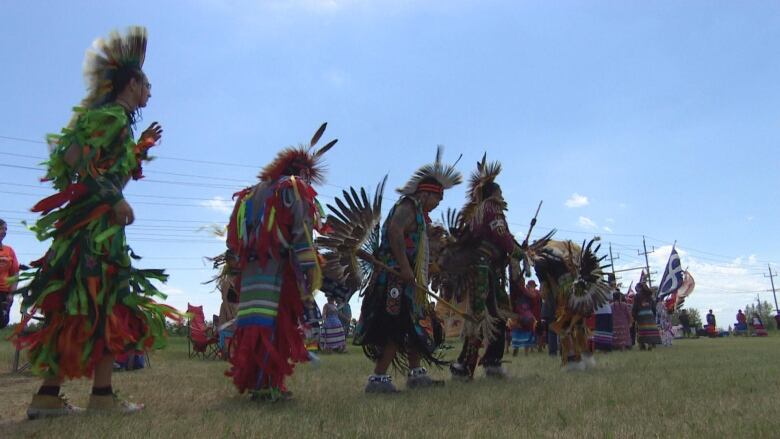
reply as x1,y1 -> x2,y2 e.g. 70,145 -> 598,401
1,330 -> 779,438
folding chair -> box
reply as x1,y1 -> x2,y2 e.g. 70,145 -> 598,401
187,303 -> 219,359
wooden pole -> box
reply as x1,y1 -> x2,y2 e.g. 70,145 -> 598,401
356,250 -> 476,322
522,200 -> 543,247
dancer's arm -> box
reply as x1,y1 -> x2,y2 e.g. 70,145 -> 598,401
387,199 -> 416,283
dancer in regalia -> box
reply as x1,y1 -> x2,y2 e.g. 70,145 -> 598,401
224,124 -> 335,401
633,282 -> 661,350
14,27 -> 180,418
445,155 -> 525,379
533,239 -> 611,370
355,147 -> 462,393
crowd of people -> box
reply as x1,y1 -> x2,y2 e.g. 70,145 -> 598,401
500,280 -> 682,363
732,309 -> 769,337
3,26 -> 778,421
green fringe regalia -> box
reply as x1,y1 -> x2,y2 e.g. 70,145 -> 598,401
12,27 -> 180,379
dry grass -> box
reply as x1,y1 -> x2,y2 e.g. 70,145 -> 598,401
1,330 -> 779,438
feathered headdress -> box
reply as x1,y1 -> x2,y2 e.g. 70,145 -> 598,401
259,123 -> 337,185
534,238 -> 612,315
461,153 -> 505,225
467,153 -> 502,203
397,145 -> 462,195
80,26 -> 148,111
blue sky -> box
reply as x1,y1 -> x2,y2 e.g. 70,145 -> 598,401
1,1 -> 779,326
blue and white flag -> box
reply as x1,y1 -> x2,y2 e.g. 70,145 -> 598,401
658,246 -> 684,299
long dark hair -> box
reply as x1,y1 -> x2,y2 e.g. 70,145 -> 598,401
107,67 -> 145,126
481,181 -> 500,200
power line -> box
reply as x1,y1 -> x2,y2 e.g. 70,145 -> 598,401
0,159 -> 347,196
644,234 -> 777,266
0,163 -> 42,171
0,159 -> 750,262
3,219 -> 217,233
0,135 -> 45,144
2,138 -> 777,267
0,190 -> 225,209
0,134 -> 263,169
0,151 -> 47,161
0,180 -> 251,205
0,208 -> 222,224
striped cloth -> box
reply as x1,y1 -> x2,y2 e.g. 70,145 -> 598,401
237,264 -> 281,329
321,320 -> 346,350
511,328 -> 535,349
320,304 -> 346,350
611,302 -> 632,349
593,325 -> 613,351
636,309 -> 660,345
594,304 -> 613,352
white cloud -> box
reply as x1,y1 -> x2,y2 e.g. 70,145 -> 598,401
748,255 -> 757,265
603,226 -> 613,232
323,68 -> 348,87
201,196 -> 233,214
565,193 -> 589,208
578,216 -> 597,229
159,284 -> 185,296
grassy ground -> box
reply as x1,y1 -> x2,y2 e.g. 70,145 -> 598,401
1,330 -> 779,438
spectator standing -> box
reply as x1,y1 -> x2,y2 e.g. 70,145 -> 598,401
706,310 -> 718,337
678,309 -> 692,338
510,280 -> 540,357
0,219 -> 20,329
321,296 -> 347,353
541,288 -> 558,357
337,298 -> 352,340
611,293 -> 632,350
734,310 -> 748,336
593,300 -> 613,352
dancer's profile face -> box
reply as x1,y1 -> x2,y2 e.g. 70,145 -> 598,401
419,191 -> 442,213
133,74 -> 152,108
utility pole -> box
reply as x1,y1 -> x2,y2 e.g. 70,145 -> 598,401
638,235 -> 655,286
609,243 -> 619,282
765,264 -> 778,313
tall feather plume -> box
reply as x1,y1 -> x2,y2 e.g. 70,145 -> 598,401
259,123 -> 337,185
397,145 -> 463,195
461,152 -> 504,225
81,26 -> 147,111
